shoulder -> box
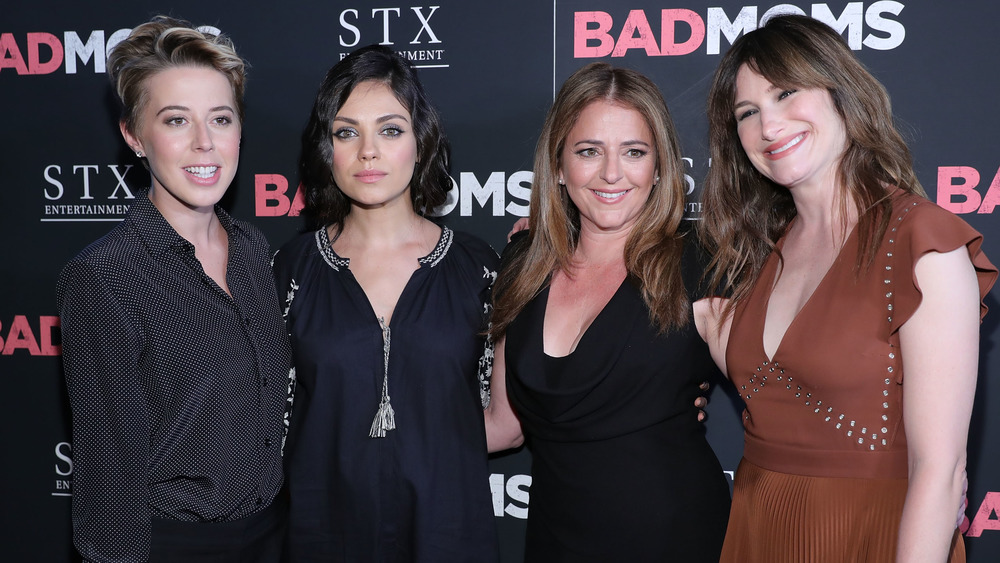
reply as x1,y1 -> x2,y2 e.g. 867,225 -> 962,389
57,224 -> 137,311
231,218 -> 272,252
273,230 -> 323,271
890,190 -> 984,252
58,223 -> 135,283
444,228 -> 501,272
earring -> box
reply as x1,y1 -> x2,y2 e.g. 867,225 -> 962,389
654,175 -> 660,185
135,150 -> 144,158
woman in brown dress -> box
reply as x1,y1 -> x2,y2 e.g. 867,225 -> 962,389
695,15 -> 996,562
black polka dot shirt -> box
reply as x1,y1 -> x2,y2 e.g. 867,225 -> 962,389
57,194 -> 291,563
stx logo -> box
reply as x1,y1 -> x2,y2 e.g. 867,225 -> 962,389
339,6 -> 442,47
937,166 -> 1000,214
0,26 -> 220,75
54,442 -> 73,496
574,1 -> 906,58
44,164 -> 138,201
0,316 -> 60,356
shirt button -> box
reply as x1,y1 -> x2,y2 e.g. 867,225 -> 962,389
264,438 -> 272,447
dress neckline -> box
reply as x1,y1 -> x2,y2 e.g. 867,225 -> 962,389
759,220 -> 860,363
540,276 -> 628,359
314,225 -> 453,272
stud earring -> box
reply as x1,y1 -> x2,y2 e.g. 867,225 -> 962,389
135,150 -> 144,158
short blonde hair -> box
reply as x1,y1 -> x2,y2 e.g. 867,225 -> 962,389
108,15 -> 247,135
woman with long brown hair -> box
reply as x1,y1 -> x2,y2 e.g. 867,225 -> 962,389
696,14 -> 996,562
488,62 -> 730,561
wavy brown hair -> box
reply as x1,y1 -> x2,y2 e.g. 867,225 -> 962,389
699,14 -> 925,312
490,62 -> 689,338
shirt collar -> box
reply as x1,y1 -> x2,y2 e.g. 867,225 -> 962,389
127,192 -> 246,257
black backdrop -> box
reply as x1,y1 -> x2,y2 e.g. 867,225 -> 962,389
3,1 -> 999,561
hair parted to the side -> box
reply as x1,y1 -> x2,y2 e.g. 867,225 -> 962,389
299,45 -> 450,230
108,15 -> 246,136
699,14 -> 925,313
490,62 -> 689,339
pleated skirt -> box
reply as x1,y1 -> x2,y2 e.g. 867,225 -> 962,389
720,458 -> 965,563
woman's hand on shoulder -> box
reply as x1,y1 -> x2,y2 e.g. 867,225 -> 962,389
507,217 -> 530,242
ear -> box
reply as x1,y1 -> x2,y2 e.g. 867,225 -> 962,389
120,120 -> 143,155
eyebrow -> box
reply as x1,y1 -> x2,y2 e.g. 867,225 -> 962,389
333,113 -> 411,125
572,139 -> 651,147
733,84 -> 779,112
155,105 -> 235,115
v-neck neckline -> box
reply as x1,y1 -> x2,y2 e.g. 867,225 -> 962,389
314,225 -> 452,328
540,275 -> 628,359
759,220 -> 859,362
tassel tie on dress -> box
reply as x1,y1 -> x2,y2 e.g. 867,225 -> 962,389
369,316 -> 396,438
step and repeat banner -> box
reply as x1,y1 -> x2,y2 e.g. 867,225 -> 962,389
3,1 -> 999,561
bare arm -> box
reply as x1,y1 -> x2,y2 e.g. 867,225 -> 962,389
897,247 -> 979,562
485,337 -> 525,452
693,297 -> 733,378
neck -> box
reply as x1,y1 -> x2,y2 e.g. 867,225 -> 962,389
147,189 -> 221,247
573,224 -> 630,268
787,180 -> 858,246
338,202 -> 426,249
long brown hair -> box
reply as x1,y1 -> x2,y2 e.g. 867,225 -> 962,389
699,14 -> 925,312
490,62 -> 689,338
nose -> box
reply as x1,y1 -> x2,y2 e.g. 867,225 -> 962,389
193,122 -> 214,151
600,154 -> 623,184
760,108 -> 782,141
359,134 -> 378,161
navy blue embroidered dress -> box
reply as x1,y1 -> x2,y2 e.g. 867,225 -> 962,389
273,226 -> 500,563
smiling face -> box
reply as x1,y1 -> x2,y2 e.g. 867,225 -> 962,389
733,64 -> 848,192
559,100 -> 657,236
122,65 -> 240,215
330,80 -> 419,213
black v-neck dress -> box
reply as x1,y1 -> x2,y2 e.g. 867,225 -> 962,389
504,243 -> 730,562
273,226 -> 500,563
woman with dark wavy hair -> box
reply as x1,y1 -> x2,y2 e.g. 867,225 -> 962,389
273,45 -> 500,561
696,14 -> 996,562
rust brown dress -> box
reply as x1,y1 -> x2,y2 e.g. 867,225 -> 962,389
720,191 -> 997,562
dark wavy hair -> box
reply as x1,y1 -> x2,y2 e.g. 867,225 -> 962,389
699,14 -> 924,312
299,45 -> 450,229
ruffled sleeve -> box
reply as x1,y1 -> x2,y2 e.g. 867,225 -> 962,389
890,196 -> 998,334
